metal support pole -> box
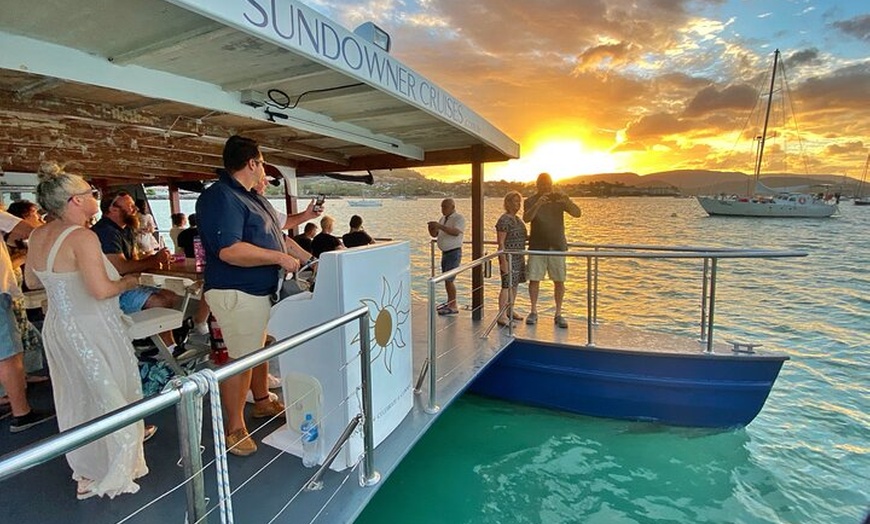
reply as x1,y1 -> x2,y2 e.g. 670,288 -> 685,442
507,255 -> 514,337
358,314 -> 380,486
586,256 -> 595,347
699,258 -> 709,343
430,240 -> 436,278
305,415 -> 362,491
413,358 -> 429,394
592,250 -> 600,325
176,379 -> 207,522
426,279 -> 440,414
705,258 -> 718,353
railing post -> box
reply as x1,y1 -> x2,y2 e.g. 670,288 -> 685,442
586,256 -> 595,347
358,313 -> 381,486
592,248 -> 600,325
425,279 -> 440,413
176,379 -> 208,522
705,258 -> 718,353
507,254 -> 513,336
430,239 -> 436,278
699,257 -> 709,343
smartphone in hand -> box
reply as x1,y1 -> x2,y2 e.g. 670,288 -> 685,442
314,194 -> 326,212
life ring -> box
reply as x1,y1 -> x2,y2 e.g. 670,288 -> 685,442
798,197 -> 806,204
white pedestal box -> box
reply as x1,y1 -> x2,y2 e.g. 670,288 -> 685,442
262,241 -> 414,471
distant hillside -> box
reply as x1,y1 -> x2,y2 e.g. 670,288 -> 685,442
288,167 -> 860,198
643,170 -> 855,195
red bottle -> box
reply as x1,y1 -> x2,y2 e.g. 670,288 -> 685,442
208,313 -> 228,365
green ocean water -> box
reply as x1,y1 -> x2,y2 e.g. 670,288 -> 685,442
150,196 -> 869,524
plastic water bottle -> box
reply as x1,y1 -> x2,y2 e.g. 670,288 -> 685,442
300,412 -> 319,467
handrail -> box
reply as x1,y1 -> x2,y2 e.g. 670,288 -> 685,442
422,252 -> 502,413
428,238 -> 797,275
421,246 -> 807,411
0,305 -> 376,521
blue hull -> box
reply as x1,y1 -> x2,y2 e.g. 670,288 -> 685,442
469,339 -> 787,428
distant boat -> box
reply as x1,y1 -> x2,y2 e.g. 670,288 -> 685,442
697,50 -> 837,218
855,153 -> 870,206
348,198 -> 383,207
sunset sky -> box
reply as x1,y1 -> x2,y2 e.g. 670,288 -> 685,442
312,0 -> 869,182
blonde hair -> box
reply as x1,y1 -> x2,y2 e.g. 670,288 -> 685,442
320,215 -> 334,229
503,190 -> 522,212
36,162 -> 87,216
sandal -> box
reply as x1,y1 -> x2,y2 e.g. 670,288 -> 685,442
25,374 -> 51,384
144,424 -> 158,442
511,312 -> 524,321
76,479 -> 96,500
496,317 -> 511,327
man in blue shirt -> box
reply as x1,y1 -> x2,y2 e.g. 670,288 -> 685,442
197,135 -> 319,456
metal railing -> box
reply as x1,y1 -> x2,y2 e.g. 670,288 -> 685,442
421,244 -> 807,412
429,240 -> 806,340
416,252 -> 502,414
0,305 -> 377,523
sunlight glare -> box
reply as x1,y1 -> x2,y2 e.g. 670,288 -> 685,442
491,138 -> 618,182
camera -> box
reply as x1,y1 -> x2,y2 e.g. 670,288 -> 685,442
314,194 -> 326,212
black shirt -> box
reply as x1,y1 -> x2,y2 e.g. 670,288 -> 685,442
292,234 -> 313,253
311,232 -> 342,258
91,216 -> 135,259
342,230 -> 373,248
176,226 -> 199,258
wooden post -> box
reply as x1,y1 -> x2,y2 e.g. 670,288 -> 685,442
471,146 -> 484,321
168,183 -> 181,215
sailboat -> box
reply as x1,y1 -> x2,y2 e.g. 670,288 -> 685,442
855,153 -> 870,206
697,50 -> 838,218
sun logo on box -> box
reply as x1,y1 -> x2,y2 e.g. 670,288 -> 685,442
353,276 -> 410,373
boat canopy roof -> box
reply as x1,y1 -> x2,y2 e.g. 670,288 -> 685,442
0,0 -> 519,187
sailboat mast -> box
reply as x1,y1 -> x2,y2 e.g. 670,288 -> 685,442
858,152 -> 870,199
753,49 -> 780,194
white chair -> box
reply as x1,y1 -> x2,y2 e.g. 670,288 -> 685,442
122,274 -> 208,376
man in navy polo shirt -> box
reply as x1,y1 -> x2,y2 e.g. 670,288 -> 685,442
196,135 -> 318,456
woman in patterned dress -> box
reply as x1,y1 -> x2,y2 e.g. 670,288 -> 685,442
495,191 -> 527,326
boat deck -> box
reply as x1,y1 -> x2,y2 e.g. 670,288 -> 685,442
0,300 -> 773,523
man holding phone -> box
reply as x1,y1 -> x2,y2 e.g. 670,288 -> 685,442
523,172 -> 582,329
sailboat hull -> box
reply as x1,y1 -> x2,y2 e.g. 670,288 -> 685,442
697,196 -> 837,218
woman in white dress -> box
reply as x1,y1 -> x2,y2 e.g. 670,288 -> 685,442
134,199 -> 160,256
24,164 -> 147,500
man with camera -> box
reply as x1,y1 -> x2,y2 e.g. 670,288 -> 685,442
522,172 -> 582,329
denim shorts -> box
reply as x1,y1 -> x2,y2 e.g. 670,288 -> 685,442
0,293 -> 24,360
119,285 -> 159,315
441,248 -> 462,283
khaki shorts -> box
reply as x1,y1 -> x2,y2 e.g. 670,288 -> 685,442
527,254 -> 567,282
204,289 -> 271,360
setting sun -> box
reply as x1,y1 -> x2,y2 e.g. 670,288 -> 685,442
490,137 -> 619,182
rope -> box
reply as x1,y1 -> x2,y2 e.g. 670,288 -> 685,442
187,370 -> 234,524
